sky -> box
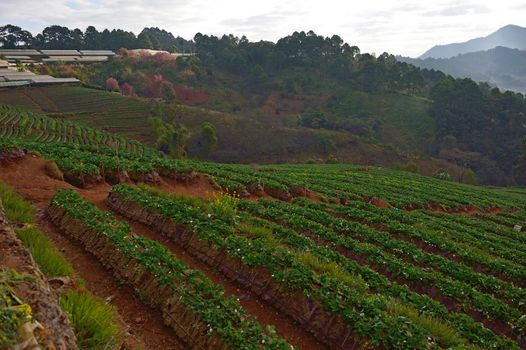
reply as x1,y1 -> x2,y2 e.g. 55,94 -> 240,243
1,0 -> 525,57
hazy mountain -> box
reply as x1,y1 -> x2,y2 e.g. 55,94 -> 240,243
419,24 -> 526,59
399,46 -> 526,94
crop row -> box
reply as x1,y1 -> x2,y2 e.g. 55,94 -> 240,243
108,184 -> 459,350
294,199 -> 526,286
0,105 -> 145,155
239,199 -> 526,344
47,189 -> 291,350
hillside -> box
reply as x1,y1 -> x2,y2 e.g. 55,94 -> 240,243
3,27 -> 526,185
420,24 -> 526,59
1,104 -> 526,349
399,46 -> 526,94
0,86 -> 469,179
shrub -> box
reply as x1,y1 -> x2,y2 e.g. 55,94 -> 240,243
326,154 -> 338,164
44,161 -> 64,181
434,169 -> 451,181
211,192 -> 239,223
461,169 -> 478,185
105,78 -> 120,92
396,161 -> 419,173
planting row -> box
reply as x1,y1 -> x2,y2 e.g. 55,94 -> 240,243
107,184 -> 522,349
0,104 -> 146,155
47,189 -> 291,350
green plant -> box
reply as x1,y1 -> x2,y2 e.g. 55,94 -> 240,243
0,181 -> 34,224
43,160 -> 64,181
211,191 -> 239,222
16,227 -> 74,277
60,290 -> 120,350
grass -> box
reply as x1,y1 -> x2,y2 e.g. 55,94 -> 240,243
387,299 -> 472,349
0,182 -> 121,349
0,181 -> 34,224
60,290 -> 120,350
16,227 -> 74,277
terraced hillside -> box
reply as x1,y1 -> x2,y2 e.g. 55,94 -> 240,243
0,86 -> 471,180
1,107 -> 526,349
0,86 -> 153,141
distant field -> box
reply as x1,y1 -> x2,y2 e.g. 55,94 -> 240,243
0,86 -> 153,142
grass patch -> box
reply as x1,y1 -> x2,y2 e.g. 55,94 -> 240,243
16,227 -> 74,277
387,299 -> 470,349
0,181 -> 34,224
60,290 -> 120,350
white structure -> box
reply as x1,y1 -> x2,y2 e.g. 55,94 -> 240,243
0,49 -> 115,64
0,67 -> 79,88
129,49 -> 195,58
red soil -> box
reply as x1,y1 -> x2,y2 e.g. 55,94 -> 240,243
0,155 -> 183,349
0,154 -> 326,350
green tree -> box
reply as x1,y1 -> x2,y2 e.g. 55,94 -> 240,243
200,122 -> 218,155
160,81 -> 176,102
0,25 -> 33,48
149,117 -> 189,158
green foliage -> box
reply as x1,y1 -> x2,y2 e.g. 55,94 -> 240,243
0,269 -> 33,348
396,161 -> 420,174
149,117 -> 189,158
211,192 -> 239,223
387,300 -> 466,349
16,227 -> 74,277
298,108 -> 327,129
60,290 -> 120,350
461,169 -> 478,185
199,122 -> 218,155
434,169 -> 451,181
0,181 -> 34,224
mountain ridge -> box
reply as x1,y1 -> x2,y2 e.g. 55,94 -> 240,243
399,46 -> 526,94
419,24 -> 526,59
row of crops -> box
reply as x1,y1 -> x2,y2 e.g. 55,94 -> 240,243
48,189 -> 292,350
0,105 -> 147,156
105,184 -> 525,349
2,130 -> 526,211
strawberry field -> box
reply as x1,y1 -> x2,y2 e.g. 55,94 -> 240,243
1,111 -> 526,349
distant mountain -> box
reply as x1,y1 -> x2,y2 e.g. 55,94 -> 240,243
399,46 -> 526,94
419,24 -> 526,59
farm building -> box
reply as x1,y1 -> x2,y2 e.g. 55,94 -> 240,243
0,49 -> 115,64
0,67 -> 79,87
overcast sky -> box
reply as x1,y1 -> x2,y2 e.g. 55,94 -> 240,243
1,0 -> 525,57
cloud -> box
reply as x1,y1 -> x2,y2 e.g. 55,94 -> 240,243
423,2 -> 490,17
0,0 -> 524,57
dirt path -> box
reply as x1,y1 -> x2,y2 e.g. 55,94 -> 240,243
0,155 -> 183,350
35,207 -> 183,350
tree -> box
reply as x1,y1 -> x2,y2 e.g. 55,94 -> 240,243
39,25 -> 76,49
299,108 -> 328,129
513,138 -> 526,185
149,117 -> 189,158
137,32 -> 153,49
105,78 -> 120,92
200,122 -> 218,155
0,25 -> 33,48
160,81 -> 176,102
84,26 -> 100,49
